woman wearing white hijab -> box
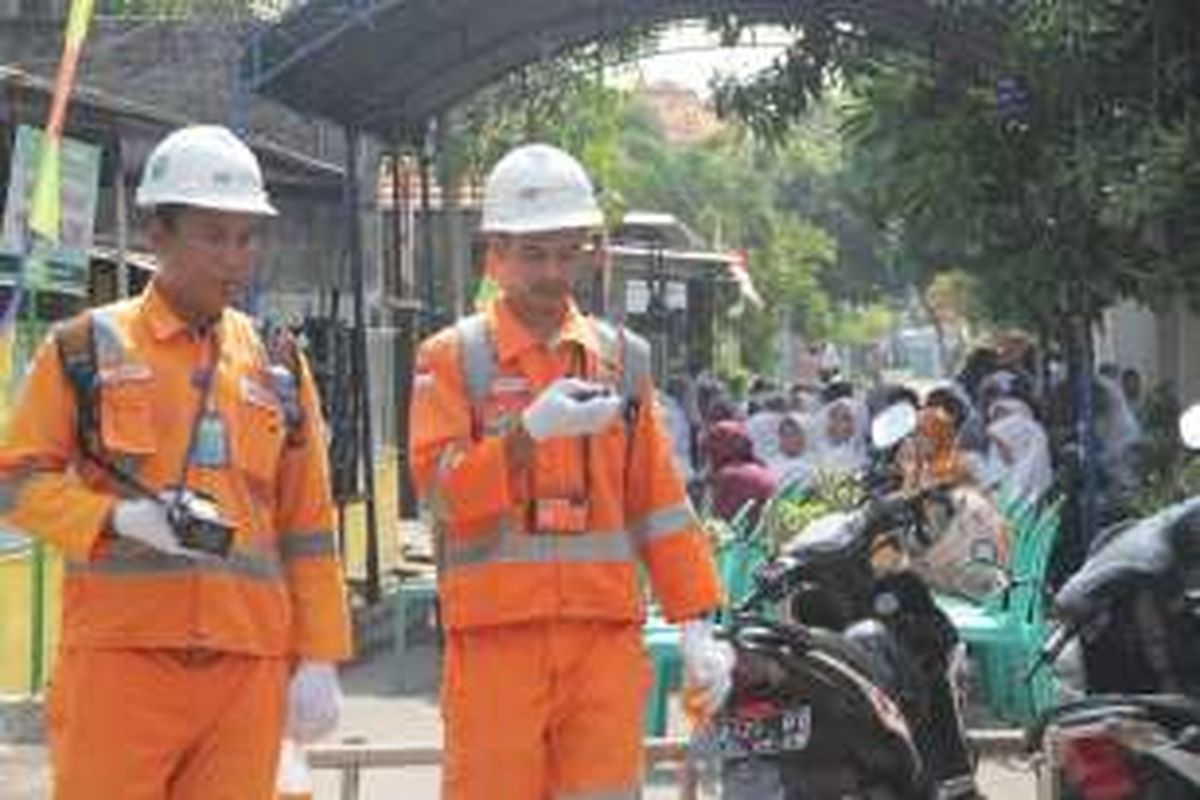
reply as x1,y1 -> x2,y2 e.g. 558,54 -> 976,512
813,396 -> 869,476
1095,375 -> 1143,501
746,408 -> 784,465
768,413 -> 814,492
985,397 -> 1053,508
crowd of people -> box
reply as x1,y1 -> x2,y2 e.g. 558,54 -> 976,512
660,331 -> 1156,601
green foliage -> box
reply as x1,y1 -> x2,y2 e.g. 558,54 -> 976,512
830,303 -> 894,347
925,270 -> 982,332
1128,381 -> 1200,515
762,471 -> 863,551
610,102 -> 840,373
709,1 -> 1200,327
437,34 -> 652,217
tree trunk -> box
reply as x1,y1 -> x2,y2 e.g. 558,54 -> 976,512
918,285 -> 949,377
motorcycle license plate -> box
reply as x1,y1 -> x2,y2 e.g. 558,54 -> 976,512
695,705 -> 812,760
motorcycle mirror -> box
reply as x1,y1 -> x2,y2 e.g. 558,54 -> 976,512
871,401 -> 918,450
1180,404 -> 1200,451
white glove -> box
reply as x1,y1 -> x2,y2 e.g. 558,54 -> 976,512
285,661 -> 342,743
681,618 -> 735,716
521,377 -> 623,441
111,496 -> 193,556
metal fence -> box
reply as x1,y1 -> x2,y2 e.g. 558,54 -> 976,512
305,731 -> 1029,800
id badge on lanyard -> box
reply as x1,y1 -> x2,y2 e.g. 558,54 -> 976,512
190,410 -> 230,467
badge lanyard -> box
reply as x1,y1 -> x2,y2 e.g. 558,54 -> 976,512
175,327 -> 222,489
525,343 -> 593,534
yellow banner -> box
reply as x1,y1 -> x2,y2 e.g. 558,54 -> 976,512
65,0 -> 95,47
27,137 -> 61,242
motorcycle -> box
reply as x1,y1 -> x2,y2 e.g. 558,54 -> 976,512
691,404 -> 980,799
1026,405 -> 1200,798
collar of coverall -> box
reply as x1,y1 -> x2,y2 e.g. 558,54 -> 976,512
488,295 -> 601,364
140,279 -> 228,342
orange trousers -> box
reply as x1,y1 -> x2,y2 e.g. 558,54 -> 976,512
46,647 -> 287,800
442,620 -> 649,800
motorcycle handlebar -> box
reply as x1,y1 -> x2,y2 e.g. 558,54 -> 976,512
861,483 -> 955,548
1024,622 -> 1075,684
734,484 -> 957,615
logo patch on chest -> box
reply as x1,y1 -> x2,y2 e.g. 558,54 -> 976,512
481,375 -> 532,435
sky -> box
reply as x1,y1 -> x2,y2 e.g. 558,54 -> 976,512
610,22 -> 792,97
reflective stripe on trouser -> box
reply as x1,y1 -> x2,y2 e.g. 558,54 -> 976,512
442,620 -> 649,800
47,648 -> 287,800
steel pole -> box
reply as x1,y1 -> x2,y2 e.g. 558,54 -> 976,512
345,126 -> 381,604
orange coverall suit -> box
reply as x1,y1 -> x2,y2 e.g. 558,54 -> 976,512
0,283 -> 351,800
410,299 -> 722,800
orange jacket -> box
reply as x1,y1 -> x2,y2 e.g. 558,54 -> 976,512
0,283 -> 351,660
409,299 -> 721,631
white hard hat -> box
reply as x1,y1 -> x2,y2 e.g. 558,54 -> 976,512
480,143 -> 602,234
136,125 -> 277,216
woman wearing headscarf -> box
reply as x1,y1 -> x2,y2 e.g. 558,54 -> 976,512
767,413 -> 814,493
901,406 -> 1011,600
925,382 -> 988,452
746,391 -> 787,465
984,397 -> 1054,509
1094,375 -> 1144,504
813,396 -> 869,476
705,420 -> 778,532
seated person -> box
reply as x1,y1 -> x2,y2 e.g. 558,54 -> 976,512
705,420 -> 777,533
899,406 -> 1011,600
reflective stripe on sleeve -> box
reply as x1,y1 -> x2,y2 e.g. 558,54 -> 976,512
279,530 -> 337,561
629,503 -> 694,547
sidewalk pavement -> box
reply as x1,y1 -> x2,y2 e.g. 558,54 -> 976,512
0,641 -> 1037,798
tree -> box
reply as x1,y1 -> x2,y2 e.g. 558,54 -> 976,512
710,1 -> 1200,328
609,100 -> 839,374
435,33 -> 653,215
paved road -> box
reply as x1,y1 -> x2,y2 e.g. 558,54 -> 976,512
1,643 -> 1037,798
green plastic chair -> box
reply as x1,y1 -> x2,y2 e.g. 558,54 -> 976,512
716,502 -> 771,619
935,493 -> 1061,724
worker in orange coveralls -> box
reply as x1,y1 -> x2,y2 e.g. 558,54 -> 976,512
0,125 -> 351,799
409,143 -> 735,800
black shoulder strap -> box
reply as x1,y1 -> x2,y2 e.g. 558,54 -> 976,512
54,312 -> 102,457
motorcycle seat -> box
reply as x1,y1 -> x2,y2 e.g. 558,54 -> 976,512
1057,498 -> 1200,620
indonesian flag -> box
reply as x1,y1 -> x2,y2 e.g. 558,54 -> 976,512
728,249 -> 764,309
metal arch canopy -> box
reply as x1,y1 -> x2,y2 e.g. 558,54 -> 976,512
243,0 -> 1004,140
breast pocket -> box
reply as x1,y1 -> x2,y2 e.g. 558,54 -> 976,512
99,378 -> 157,455
233,380 -> 287,485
